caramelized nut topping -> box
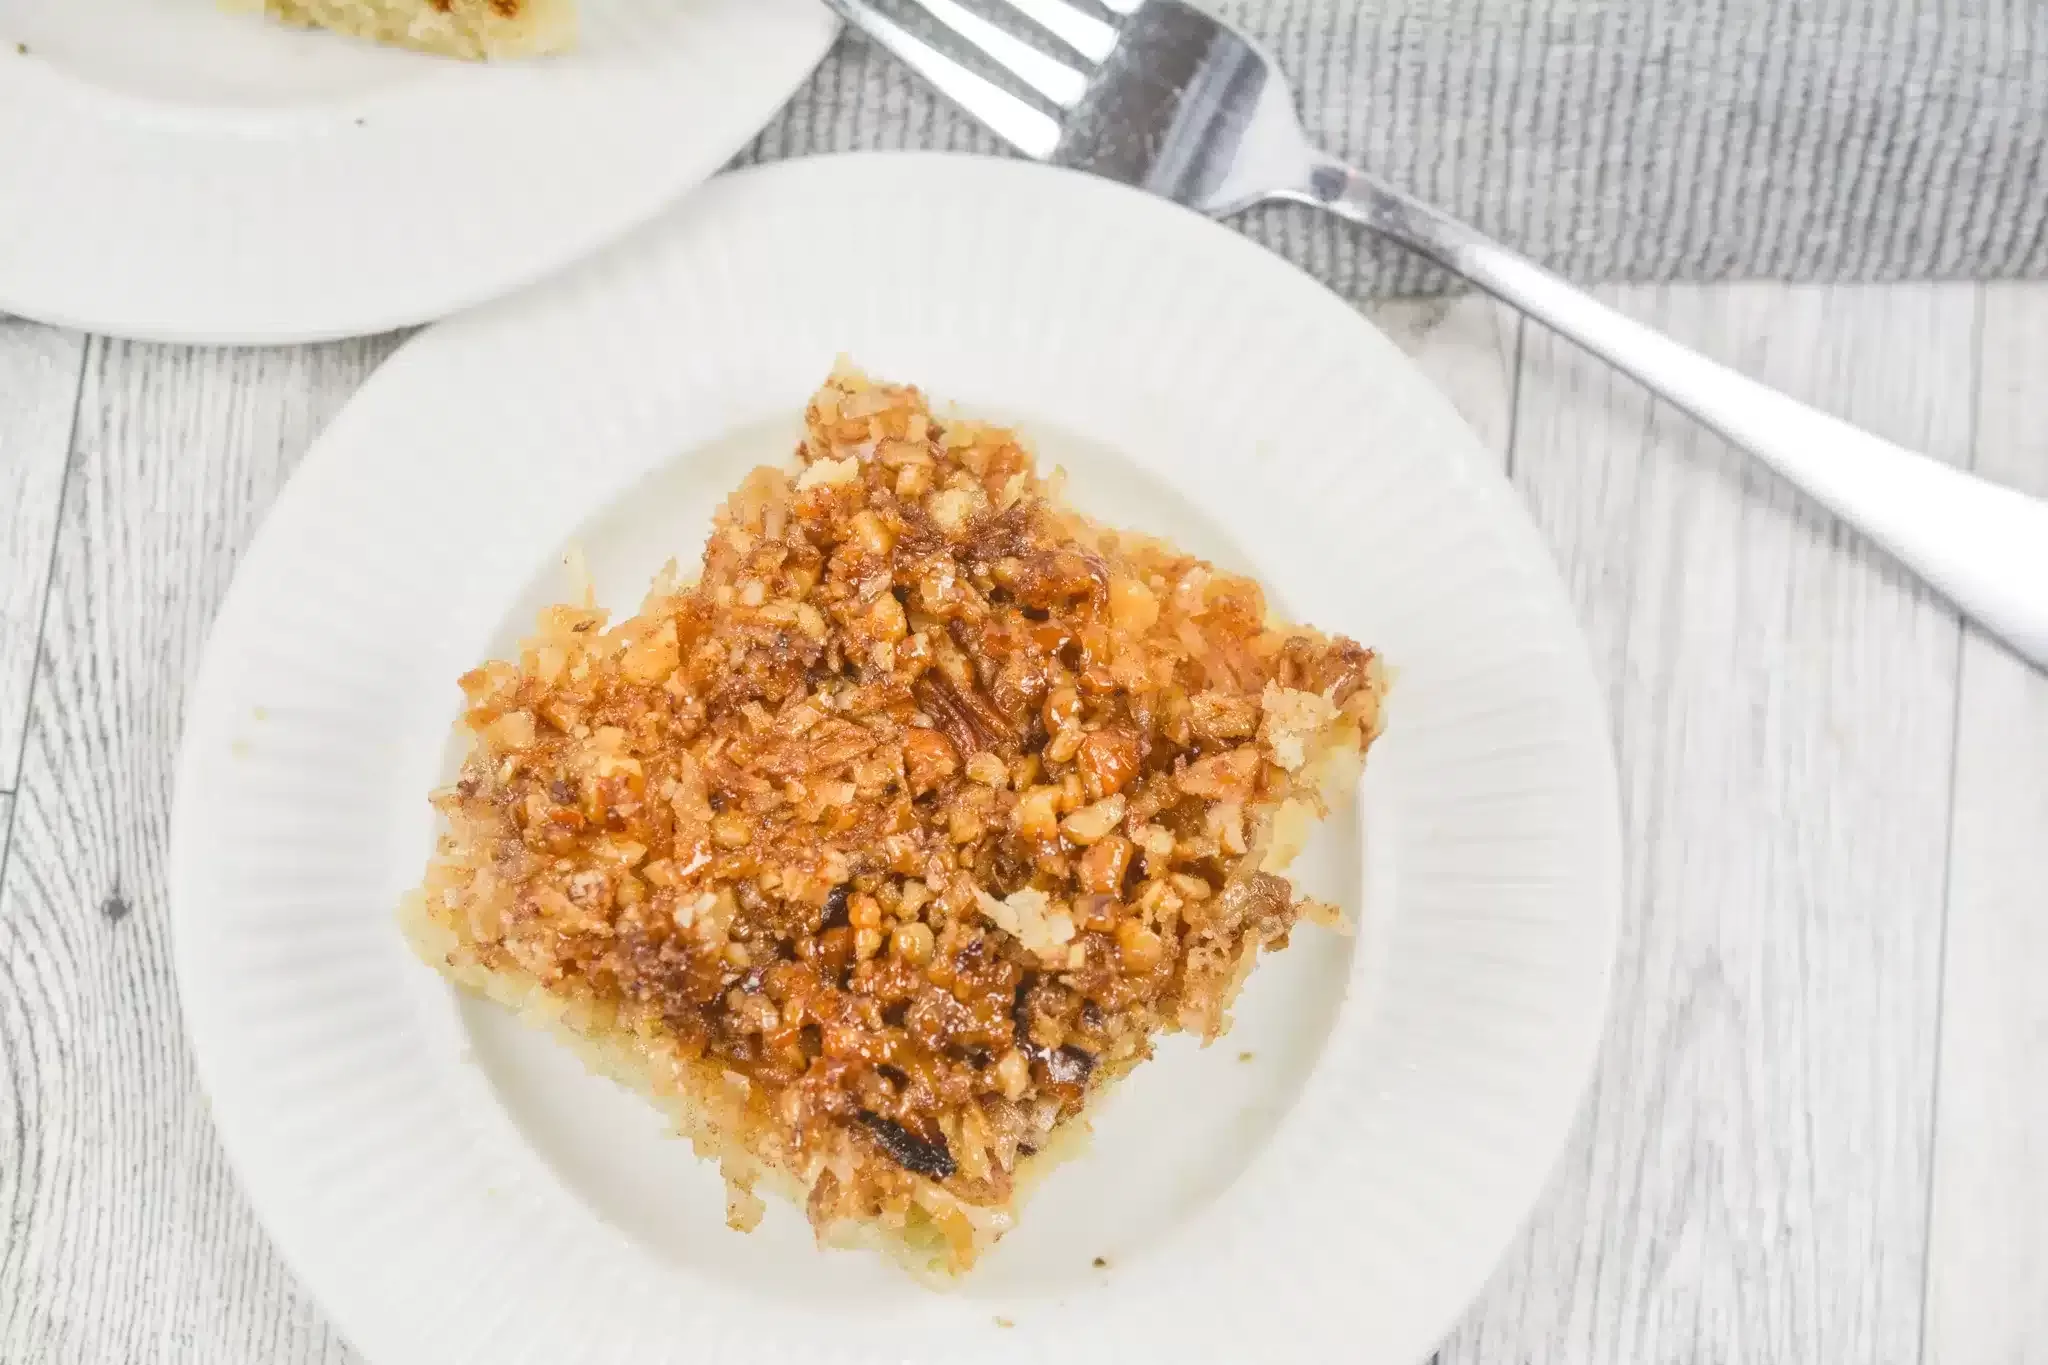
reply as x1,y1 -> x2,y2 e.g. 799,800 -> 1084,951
415,367 -> 1384,1271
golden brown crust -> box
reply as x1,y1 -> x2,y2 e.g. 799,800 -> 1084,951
411,366 -> 1384,1269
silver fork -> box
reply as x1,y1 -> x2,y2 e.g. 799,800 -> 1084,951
823,0 -> 2048,671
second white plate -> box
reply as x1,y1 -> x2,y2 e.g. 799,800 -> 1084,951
0,0 -> 837,343
171,152 -> 1621,1364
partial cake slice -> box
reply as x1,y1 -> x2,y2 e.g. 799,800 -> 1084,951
238,0 -> 574,59
402,366 -> 1386,1275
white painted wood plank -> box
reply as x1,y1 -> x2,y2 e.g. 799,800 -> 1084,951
0,336 -> 400,1365
1923,283 -> 2048,1365
0,286 -> 1995,1361
0,322 -> 87,791
1438,284 -> 1974,1365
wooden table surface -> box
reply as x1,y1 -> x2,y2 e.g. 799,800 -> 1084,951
1,283 -> 2042,1365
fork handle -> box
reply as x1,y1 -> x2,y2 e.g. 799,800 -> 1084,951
1284,160 -> 2048,671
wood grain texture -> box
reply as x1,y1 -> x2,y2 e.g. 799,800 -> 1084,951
1436,284 -> 1976,1365
0,285 -> 2036,1365
1922,284 -> 2048,1365
0,322 -> 87,791
0,335 -> 401,1365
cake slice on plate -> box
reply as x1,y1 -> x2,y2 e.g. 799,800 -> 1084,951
403,366 -> 1386,1275
239,0 -> 575,59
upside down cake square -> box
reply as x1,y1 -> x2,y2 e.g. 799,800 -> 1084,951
402,365 -> 1386,1275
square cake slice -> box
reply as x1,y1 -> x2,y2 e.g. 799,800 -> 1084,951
238,0 -> 575,59
403,366 -> 1385,1275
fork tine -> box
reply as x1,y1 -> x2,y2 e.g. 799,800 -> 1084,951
825,0 -> 1064,158
902,0 -> 1092,108
986,0 -> 1119,63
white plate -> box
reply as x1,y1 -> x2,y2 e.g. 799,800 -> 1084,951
170,153 -> 1622,1365
0,0 -> 835,343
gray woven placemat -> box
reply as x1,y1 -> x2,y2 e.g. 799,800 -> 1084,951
741,0 -> 2048,298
